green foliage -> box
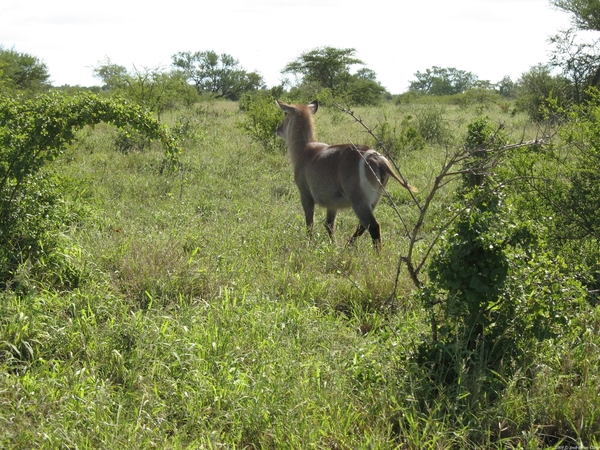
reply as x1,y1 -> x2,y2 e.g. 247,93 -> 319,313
93,58 -> 129,89
93,59 -> 198,115
549,29 -> 600,104
496,75 -> 517,98
0,46 -> 50,96
417,117 -> 586,395
282,47 -> 387,105
516,64 -> 572,121
172,50 -> 264,100
282,46 -> 363,91
550,88 -> 600,289
502,88 -> 600,293
0,99 -> 598,448
552,0 -> 600,31
453,88 -> 503,110
409,66 -> 480,95
374,114 -> 426,158
423,199 -> 584,354
340,74 -> 387,106
461,116 -> 508,188
414,104 -> 451,144
113,127 -> 154,154
0,92 -> 179,284
238,91 -> 285,152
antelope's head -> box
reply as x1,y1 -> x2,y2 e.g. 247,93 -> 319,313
275,100 -> 318,146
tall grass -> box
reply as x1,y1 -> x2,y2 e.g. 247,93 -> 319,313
0,99 -> 598,448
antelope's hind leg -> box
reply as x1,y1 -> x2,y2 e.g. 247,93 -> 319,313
348,206 -> 382,251
347,223 -> 366,247
325,209 -> 337,241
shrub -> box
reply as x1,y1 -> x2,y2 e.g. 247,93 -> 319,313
414,104 -> 451,144
516,64 -> 572,121
504,88 -> 600,295
238,91 -> 286,152
375,114 -> 425,158
0,92 -> 179,286
417,117 -> 586,386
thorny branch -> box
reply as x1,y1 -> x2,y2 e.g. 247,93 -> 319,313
334,102 -> 552,300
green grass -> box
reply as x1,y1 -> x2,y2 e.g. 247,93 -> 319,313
1,99 -> 599,448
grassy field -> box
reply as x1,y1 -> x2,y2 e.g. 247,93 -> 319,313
1,98 -> 599,449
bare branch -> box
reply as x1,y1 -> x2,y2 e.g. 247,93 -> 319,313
334,103 -> 552,299
333,102 -> 422,209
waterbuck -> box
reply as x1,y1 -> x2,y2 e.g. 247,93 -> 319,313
276,99 -> 417,250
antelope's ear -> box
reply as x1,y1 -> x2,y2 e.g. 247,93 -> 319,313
276,99 -> 292,113
307,100 -> 319,115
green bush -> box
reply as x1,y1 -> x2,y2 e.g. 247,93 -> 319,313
238,91 -> 286,152
417,117 -> 586,386
414,104 -> 451,144
0,92 -> 179,286
516,64 -> 572,121
503,88 -> 600,294
375,114 -> 425,158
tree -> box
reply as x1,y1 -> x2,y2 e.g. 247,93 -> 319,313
171,51 -> 264,100
93,58 -> 129,90
550,0 -> 600,92
282,47 -> 363,92
552,0 -> 600,31
282,47 -> 387,105
0,47 -> 50,95
93,59 -> 198,116
549,29 -> 600,102
516,64 -> 571,120
496,75 -> 516,98
408,66 -> 479,95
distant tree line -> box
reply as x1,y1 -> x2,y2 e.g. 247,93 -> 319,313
405,0 -> 600,120
2,0 -> 600,113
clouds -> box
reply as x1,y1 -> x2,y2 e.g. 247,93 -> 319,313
0,0 -> 572,93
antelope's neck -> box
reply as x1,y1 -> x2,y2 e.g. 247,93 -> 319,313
286,121 -> 316,166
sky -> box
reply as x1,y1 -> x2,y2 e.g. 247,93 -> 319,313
0,0 -> 575,94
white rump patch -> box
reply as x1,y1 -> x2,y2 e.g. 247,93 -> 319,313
359,150 -> 383,206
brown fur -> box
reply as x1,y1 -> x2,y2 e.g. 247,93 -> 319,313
276,99 -> 416,250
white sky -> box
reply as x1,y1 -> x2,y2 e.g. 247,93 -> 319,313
0,0 -> 574,94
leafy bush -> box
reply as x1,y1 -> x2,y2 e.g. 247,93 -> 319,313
414,104 -> 451,144
238,91 -> 285,152
417,117 -> 586,385
0,92 -> 179,286
503,88 -> 600,295
375,114 -> 425,158
516,64 -> 572,121
559,89 -> 600,236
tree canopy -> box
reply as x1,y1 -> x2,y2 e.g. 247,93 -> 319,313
172,51 -> 264,101
93,59 -> 195,116
282,47 -> 363,92
548,0 -> 600,100
281,46 -> 387,105
408,66 -> 480,95
0,46 -> 50,95
552,0 -> 600,31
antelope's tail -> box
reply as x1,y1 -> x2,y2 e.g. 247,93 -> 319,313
380,157 -> 418,193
